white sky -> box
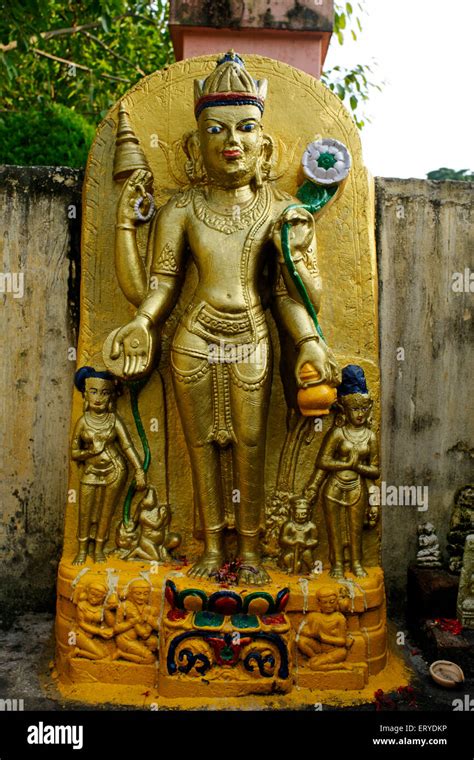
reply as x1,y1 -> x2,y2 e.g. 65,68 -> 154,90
324,0 -> 474,178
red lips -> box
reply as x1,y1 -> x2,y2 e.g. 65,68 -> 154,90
223,149 -> 242,159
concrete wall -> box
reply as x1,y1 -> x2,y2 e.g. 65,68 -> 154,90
0,168 -> 472,620
0,166 -> 82,624
377,178 -> 473,614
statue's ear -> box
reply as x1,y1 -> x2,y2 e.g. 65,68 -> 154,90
183,130 -> 206,185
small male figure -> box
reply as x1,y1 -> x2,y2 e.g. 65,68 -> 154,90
297,586 -> 353,670
278,496 -> 318,574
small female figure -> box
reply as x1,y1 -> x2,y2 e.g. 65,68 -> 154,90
71,366 -> 146,565
114,580 -> 159,664
304,365 -> 380,578
73,580 -> 118,660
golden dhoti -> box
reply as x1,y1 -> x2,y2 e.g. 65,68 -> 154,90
170,301 -> 272,536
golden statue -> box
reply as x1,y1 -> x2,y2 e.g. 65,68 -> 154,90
297,585 -> 353,670
304,365 -> 380,579
114,579 -> 159,664
105,52 -> 342,584
55,52 -> 389,701
71,367 -> 147,565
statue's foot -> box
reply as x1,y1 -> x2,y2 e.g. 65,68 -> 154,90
94,548 -> 107,563
72,551 -> 87,566
329,562 -> 344,579
352,562 -> 368,578
238,561 -> 271,586
187,552 -> 224,580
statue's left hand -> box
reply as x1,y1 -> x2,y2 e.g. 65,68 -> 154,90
295,338 -> 339,387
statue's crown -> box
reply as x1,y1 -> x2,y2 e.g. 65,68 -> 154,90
194,51 -> 267,119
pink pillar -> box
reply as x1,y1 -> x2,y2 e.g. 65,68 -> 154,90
169,1 -> 333,80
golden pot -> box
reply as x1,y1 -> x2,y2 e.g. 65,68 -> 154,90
297,363 -> 337,416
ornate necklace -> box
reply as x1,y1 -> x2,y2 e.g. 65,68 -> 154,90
84,411 -> 113,431
343,426 -> 370,446
193,186 -> 268,234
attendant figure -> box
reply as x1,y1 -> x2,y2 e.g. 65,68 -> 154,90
278,496 -> 318,574
305,365 -> 380,578
71,366 -> 146,564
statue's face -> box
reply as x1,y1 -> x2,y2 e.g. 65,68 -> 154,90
197,105 -> 263,187
130,584 -> 150,605
345,400 -> 371,427
319,593 -> 338,614
84,377 -> 114,413
87,585 -> 106,605
293,501 -> 309,523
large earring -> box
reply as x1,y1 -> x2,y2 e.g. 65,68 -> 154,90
260,133 -> 275,181
367,398 -> 374,429
334,401 -> 346,427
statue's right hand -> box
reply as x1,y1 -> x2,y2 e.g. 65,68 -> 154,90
304,486 -> 319,504
110,315 -> 154,377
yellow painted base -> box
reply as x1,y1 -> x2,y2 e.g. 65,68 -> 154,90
52,649 -> 409,710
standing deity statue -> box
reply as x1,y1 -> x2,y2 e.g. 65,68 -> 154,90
71,366 -> 146,564
105,52 -> 342,584
55,50 -> 387,699
304,365 -> 380,579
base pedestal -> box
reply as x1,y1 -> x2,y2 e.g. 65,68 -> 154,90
55,557 -> 388,702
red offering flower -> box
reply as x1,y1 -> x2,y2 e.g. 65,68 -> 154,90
434,618 -> 463,635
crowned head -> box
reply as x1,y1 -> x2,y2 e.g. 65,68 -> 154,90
336,365 -> 373,428
188,52 -> 272,188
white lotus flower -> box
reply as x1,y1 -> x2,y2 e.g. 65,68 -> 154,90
301,138 -> 351,185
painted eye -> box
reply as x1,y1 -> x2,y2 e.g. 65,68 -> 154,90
240,123 -> 256,132
207,125 -> 222,134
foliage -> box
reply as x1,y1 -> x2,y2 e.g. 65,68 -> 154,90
322,2 -> 382,129
427,167 -> 474,182
0,1 -> 173,121
0,103 -> 95,167
0,0 -> 380,167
